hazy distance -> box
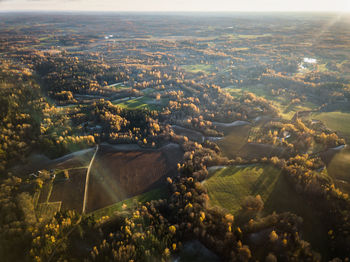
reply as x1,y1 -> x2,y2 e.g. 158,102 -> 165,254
1,0 -> 350,12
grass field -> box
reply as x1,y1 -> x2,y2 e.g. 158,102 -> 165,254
113,96 -> 168,111
216,125 -> 251,158
278,102 -> 315,120
107,82 -> 130,90
324,148 -> 350,193
90,186 -> 168,219
306,111 -> 350,141
224,34 -> 271,40
224,86 -> 316,120
203,164 -> 329,254
238,34 -> 272,39
181,64 -> 214,73
203,165 -> 282,215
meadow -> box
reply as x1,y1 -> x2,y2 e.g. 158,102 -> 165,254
113,96 -> 168,111
216,124 -> 251,158
90,186 -> 168,219
181,64 -> 214,73
306,111 -> 350,142
203,164 -> 329,254
323,148 -> 350,194
225,86 -> 316,120
203,164 -> 282,215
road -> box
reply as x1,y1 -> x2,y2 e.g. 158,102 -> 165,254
82,145 -> 99,214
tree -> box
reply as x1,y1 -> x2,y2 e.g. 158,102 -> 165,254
242,195 -> 264,212
265,253 -> 277,262
269,230 -> 278,242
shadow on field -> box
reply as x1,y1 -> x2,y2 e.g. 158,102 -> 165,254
85,143 -> 183,213
264,173 -> 330,259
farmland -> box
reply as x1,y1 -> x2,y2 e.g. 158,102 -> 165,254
203,164 -> 283,215
91,186 -> 168,219
203,164 -> 329,254
49,168 -> 87,212
31,150 -> 94,217
225,85 -> 317,120
85,143 -> 183,212
323,148 -> 350,194
216,124 -> 251,158
181,64 -> 214,73
30,143 -> 183,215
113,95 -> 168,111
305,111 -> 350,142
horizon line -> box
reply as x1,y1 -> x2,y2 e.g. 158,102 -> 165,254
1,10 -> 350,14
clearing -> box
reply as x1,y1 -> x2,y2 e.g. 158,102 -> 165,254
113,96 -> 168,111
306,111 -> 350,142
181,64 -> 214,73
224,85 -> 316,120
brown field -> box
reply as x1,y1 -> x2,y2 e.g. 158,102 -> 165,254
31,143 -> 183,214
36,202 -> 62,221
172,125 -> 204,143
85,143 -> 183,213
49,168 -> 87,212
51,148 -> 94,169
13,148 -> 94,176
38,180 -> 53,204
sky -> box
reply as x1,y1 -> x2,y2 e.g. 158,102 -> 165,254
1,0 -> 350,12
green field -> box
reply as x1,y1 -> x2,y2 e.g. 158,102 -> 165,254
181,64 -> 214,73
277,101 -> 315,120
216,125 -> 251,159
224,34 -> 271,40
306,111 -> 350,141
238,33 -> 271,39
113,96 -> 168,110
90,186 -> 168,219
107,82 -> 130,90
224,86 -> 316,120
203,164 -> 282,214
203,164 -> 329,254
326,148 -> 350,193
